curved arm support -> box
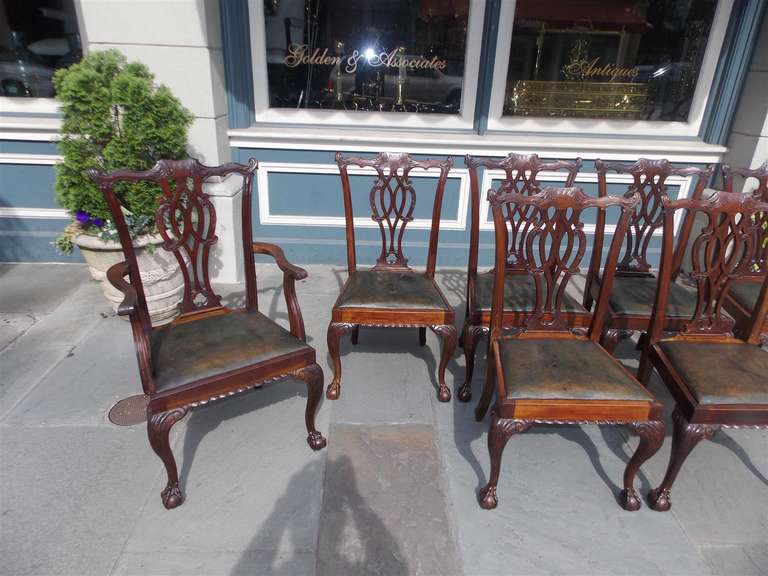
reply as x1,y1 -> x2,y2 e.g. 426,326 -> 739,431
252,242 -> 308,340
106,261 -> 139,316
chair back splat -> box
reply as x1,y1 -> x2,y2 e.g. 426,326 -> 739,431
336,152 -> 451,277
723,161 -> 768,279
647,191 -> 768,345
89,158 -> 259,325
488,186 -> 639,340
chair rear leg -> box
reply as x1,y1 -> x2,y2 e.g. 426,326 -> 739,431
478,416 -> 531,509
326,322 -> 353,400
351,324 -> 360,345
458,324 -> 484,402
620,420 -> 664,511
147,407 -> 188,510
418,327 -> 426,346
295,363 -> 327,451
475,364 -> 496,422
430,324 -> 457,402
648,408 -> 719,511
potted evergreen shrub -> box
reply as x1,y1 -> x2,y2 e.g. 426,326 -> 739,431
53,50 -> 193,325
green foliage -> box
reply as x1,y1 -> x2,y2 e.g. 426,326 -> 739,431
53,50 -> 192,250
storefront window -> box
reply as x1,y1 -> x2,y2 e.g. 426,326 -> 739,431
503,0 -> 718,121
0,0 -> 82,97
263,0 -> 469,114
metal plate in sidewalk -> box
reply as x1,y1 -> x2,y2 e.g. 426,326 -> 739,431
108,394 -> 149,426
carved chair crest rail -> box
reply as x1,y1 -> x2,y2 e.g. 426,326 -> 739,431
474,185 -> 666,512
326,152 -> 457,402
636,190 -> 768,511
89,158 -> 326,510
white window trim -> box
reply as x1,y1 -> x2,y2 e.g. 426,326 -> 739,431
0,98 -> 60,115
486,0 -> 734,137
247,0 -> 486,131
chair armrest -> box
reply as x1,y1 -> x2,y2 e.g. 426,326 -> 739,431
251,242 -> 307,340
252,242 -> 307,280
106,261 -> 138,316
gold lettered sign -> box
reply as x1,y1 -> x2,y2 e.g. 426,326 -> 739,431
283,43 -> 447,74
562,57 -> 639,82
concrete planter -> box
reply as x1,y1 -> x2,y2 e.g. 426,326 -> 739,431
72,233 -> 183,326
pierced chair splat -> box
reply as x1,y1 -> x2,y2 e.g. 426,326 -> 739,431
476,186 -> 665,512
459,153 -> 583,402
636,190 -> 768,512
89,158 -> 326,510
326,152 -> 456,402
583,158 -> 713,352
722,161 -> 768,342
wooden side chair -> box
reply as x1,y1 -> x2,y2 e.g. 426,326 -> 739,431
637,190 -> 768,512
583,159 -> 713,351
326,152 -> 457,402
475,186 -> 665,511
459,153 -> 582,402
722,161 -> 768,342
89,159 -> 327,509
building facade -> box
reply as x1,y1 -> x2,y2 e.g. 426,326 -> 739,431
1,0 -> 767,282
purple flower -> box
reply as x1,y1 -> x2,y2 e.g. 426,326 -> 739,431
75,210 -> 91,224
92,217 -> 104,227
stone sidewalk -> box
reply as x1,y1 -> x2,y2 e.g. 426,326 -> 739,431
1,263 -> 766,576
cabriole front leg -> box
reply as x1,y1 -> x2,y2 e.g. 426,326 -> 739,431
325,322 -> 353,400
620,420 -> 665,511
478,416 -> 531,509
648,408 -> 720,511
430,324 -> 457,402
147,407 -> 188,509
294,363 -> 327,451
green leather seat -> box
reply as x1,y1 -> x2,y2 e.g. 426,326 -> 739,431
729,281 -> 761,311
659,340 -> 768,405
499,339 -> 653,402
150,309 -> 310,391
475,273 -> 585,312
337,270 -> 450,310
606,276 -> 697,317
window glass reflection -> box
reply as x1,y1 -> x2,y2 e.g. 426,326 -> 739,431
0,0 -> 82,97
264,0 -> 469,114
503,0 -> 718,121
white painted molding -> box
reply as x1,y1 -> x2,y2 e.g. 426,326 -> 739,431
477,171 -> 694,236
256,161 -> 469,230
0,153 -> 62,165
0,207 -> 69,219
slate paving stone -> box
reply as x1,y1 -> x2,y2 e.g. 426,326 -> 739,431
112,550 -> 317,576
0,263 -> 88,314
0,313 -> 35,351
318,424 -> 462,576
0,426 -> 159,576
701,544 -> 768,576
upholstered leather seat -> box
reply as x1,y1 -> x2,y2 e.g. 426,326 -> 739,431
151,309 -> 311,391
499,338 -> 654,402
658,340 -> 768,405
475,273 -> 585,313
336,270 -> 451,310
605,276 -> 698,317
728,281 -> 761,311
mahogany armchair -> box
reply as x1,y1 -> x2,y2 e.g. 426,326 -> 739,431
475,186 -> 665,511
326,152 -> 456,402
582,159 -> 713,352
458,153 -> 582,402
637,191 -> 768,511
89,159 -> 326,509
722,161 -> 768,342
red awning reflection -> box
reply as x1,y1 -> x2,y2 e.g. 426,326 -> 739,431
514,0 -> 648,32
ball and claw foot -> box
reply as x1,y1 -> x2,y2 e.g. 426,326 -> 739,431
438,385 -> 451,403
161,482 -> 184,510
648,487 -> 671,511
619,488 -> 642,511
307,431 -> 327,451
457,383 -> 472,403
325,382 -> 340,400
478,486 -> 498,510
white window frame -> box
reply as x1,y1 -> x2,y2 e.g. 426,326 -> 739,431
486,0 -> 734,137
247,0 -> 486,131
